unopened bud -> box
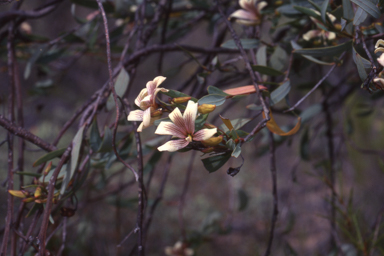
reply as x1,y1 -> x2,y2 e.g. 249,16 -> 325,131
198,104 -> 216,114
201,136 -> 223,147
35,198 -> 47,204
201,147 -> 215,153
8,190 -> 27,198
173,97 -> 191,104
151,108 -> 163,117
22,197 -> 35,203
34,187 -> 42,198
44,162 -> 53,176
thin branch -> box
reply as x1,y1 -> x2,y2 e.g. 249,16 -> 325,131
285,52 -> 345,113
264,131 -> 278,256
0,114 -> 57,152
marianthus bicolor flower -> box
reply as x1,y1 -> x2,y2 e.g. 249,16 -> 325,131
127,76 -> 168,132
303,11 -> 336,42
155,101 -> 217,152
229,0 -> 267,26
165,241 -> 193,256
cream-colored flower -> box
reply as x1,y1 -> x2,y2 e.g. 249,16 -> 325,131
127,76 -> 168,132
229,0 -> 267,26
377,53 -> 384,67
165,241 -> 194,256
155,101 -> 217,152
303,11 -> 336,41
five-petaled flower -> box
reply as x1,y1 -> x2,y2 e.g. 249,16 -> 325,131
229,0 -> 267,26
127,76 -> 168,132
155,101 -> 217,152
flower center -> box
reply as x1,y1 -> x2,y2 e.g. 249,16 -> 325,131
185,134 -> 193,143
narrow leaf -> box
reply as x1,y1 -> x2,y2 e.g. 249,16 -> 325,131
106,68 -> 130,110
291,41 -> 335,65
251,65 -> 284,76
221,39 -> 259,49
270,80 -> 291,105
342,0 -> 354,19
97,127 -> 113,152
33,148 -> 66,167
353,7 -> 368,26
207,86 -> 229,96
220,115 -> 234,131
352,46 -> 369,81
321,0 -> 330,23
198,94 -> 226,106
294,40 -> 352,57
350,0 -> 380,18
263,110 -> 301,136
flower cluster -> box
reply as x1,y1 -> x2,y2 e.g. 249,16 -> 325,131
229,0 -> 267,26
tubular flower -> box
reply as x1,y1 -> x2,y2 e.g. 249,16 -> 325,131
303,11 -> 336,42
127,76 -> 168,132
229,0 -> 267,26
155,101 -> 217,152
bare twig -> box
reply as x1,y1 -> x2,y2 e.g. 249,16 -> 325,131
263,131 -> 279,256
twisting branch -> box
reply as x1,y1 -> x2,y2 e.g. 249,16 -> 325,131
264,131 -> 278,256
0,115 -> 57,152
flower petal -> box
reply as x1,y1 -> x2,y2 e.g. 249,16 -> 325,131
183,101 -> 198,134
135,88 -> 147,107
169,107 -> 187,132
257,1 -> 267,12
193,128 -> 217,141
142,108 -> 151,127
127,109 -> 143,121
302,30 -> 320,41
157,139 -> 189,152
239,0 -> 258,13
139,95 -> 152,109
155,122 -> 186,139
229,10 -> 258,22
137,122 -> 144,132
153,76 -> 166,88
378,54 -> 384,67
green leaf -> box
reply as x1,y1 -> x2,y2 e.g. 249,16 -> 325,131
33,148 -> 66,167
352,46 -> 369,81
256,45 -> 267,66
154,117 -> 171,126
61,125 -> 85,195
232,144 -> 241,158
270,80 -> 291,105
237,189 -> 249,211
202,153 -> 231,173
195,114 -> 209,131
294,40 -> 352,57
220,118 -> 253,132
97,126 -> 113,152
162,89 -> 195,100
252,65 -> 284,76
320,0 -> 330,23
207,86 -> 229,96
15,172 -> 42,177
293,5 -> 322,20
269,46 -> 288,71
221,39 -> 259,49
198,94 -> 226,106
350,0 -> 380,18
106,68 -> 130,110
299,104 -> 322,123
343,0 -> 354,19
353,7 -> 368,26
291,41 -> 335,65
90,118 -> 102,152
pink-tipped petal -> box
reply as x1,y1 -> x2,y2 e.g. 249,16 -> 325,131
153,76 -> 166,88
157,139 -> 189,152
135,88 -> 147,107
142,108 -> 152,127
183,101 -> 198,134
139,95 -> 152,109
239,0 -> 258,13
257,1 -> 267,12
155,122 -> 186,139
193,128 -> 217,141
127,110 -> 143,121
302,30 -> 320,41
146,80 -> 156,96
169,107 -> 187,131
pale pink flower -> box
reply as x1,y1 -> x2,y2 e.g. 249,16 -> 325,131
303,11 -> 336,41
155,101 -> 217,152
127,76 -> 168,132
229,0 -> 267,26
165,241 -> 194,256
377,53 -> 384,67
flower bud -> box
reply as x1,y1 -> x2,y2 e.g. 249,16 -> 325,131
151,108 -> 163,117
8,190 -> 27,198
204,123 -> 217,129
22,197 -> 35,203
172,97 -> 191,104
35,198 -> 47,204
201,135 -> 223,147
34,187 -> 42,198
198,104 -> 216,114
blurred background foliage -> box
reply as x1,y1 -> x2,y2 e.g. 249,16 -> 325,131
1,0 -> 384,255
